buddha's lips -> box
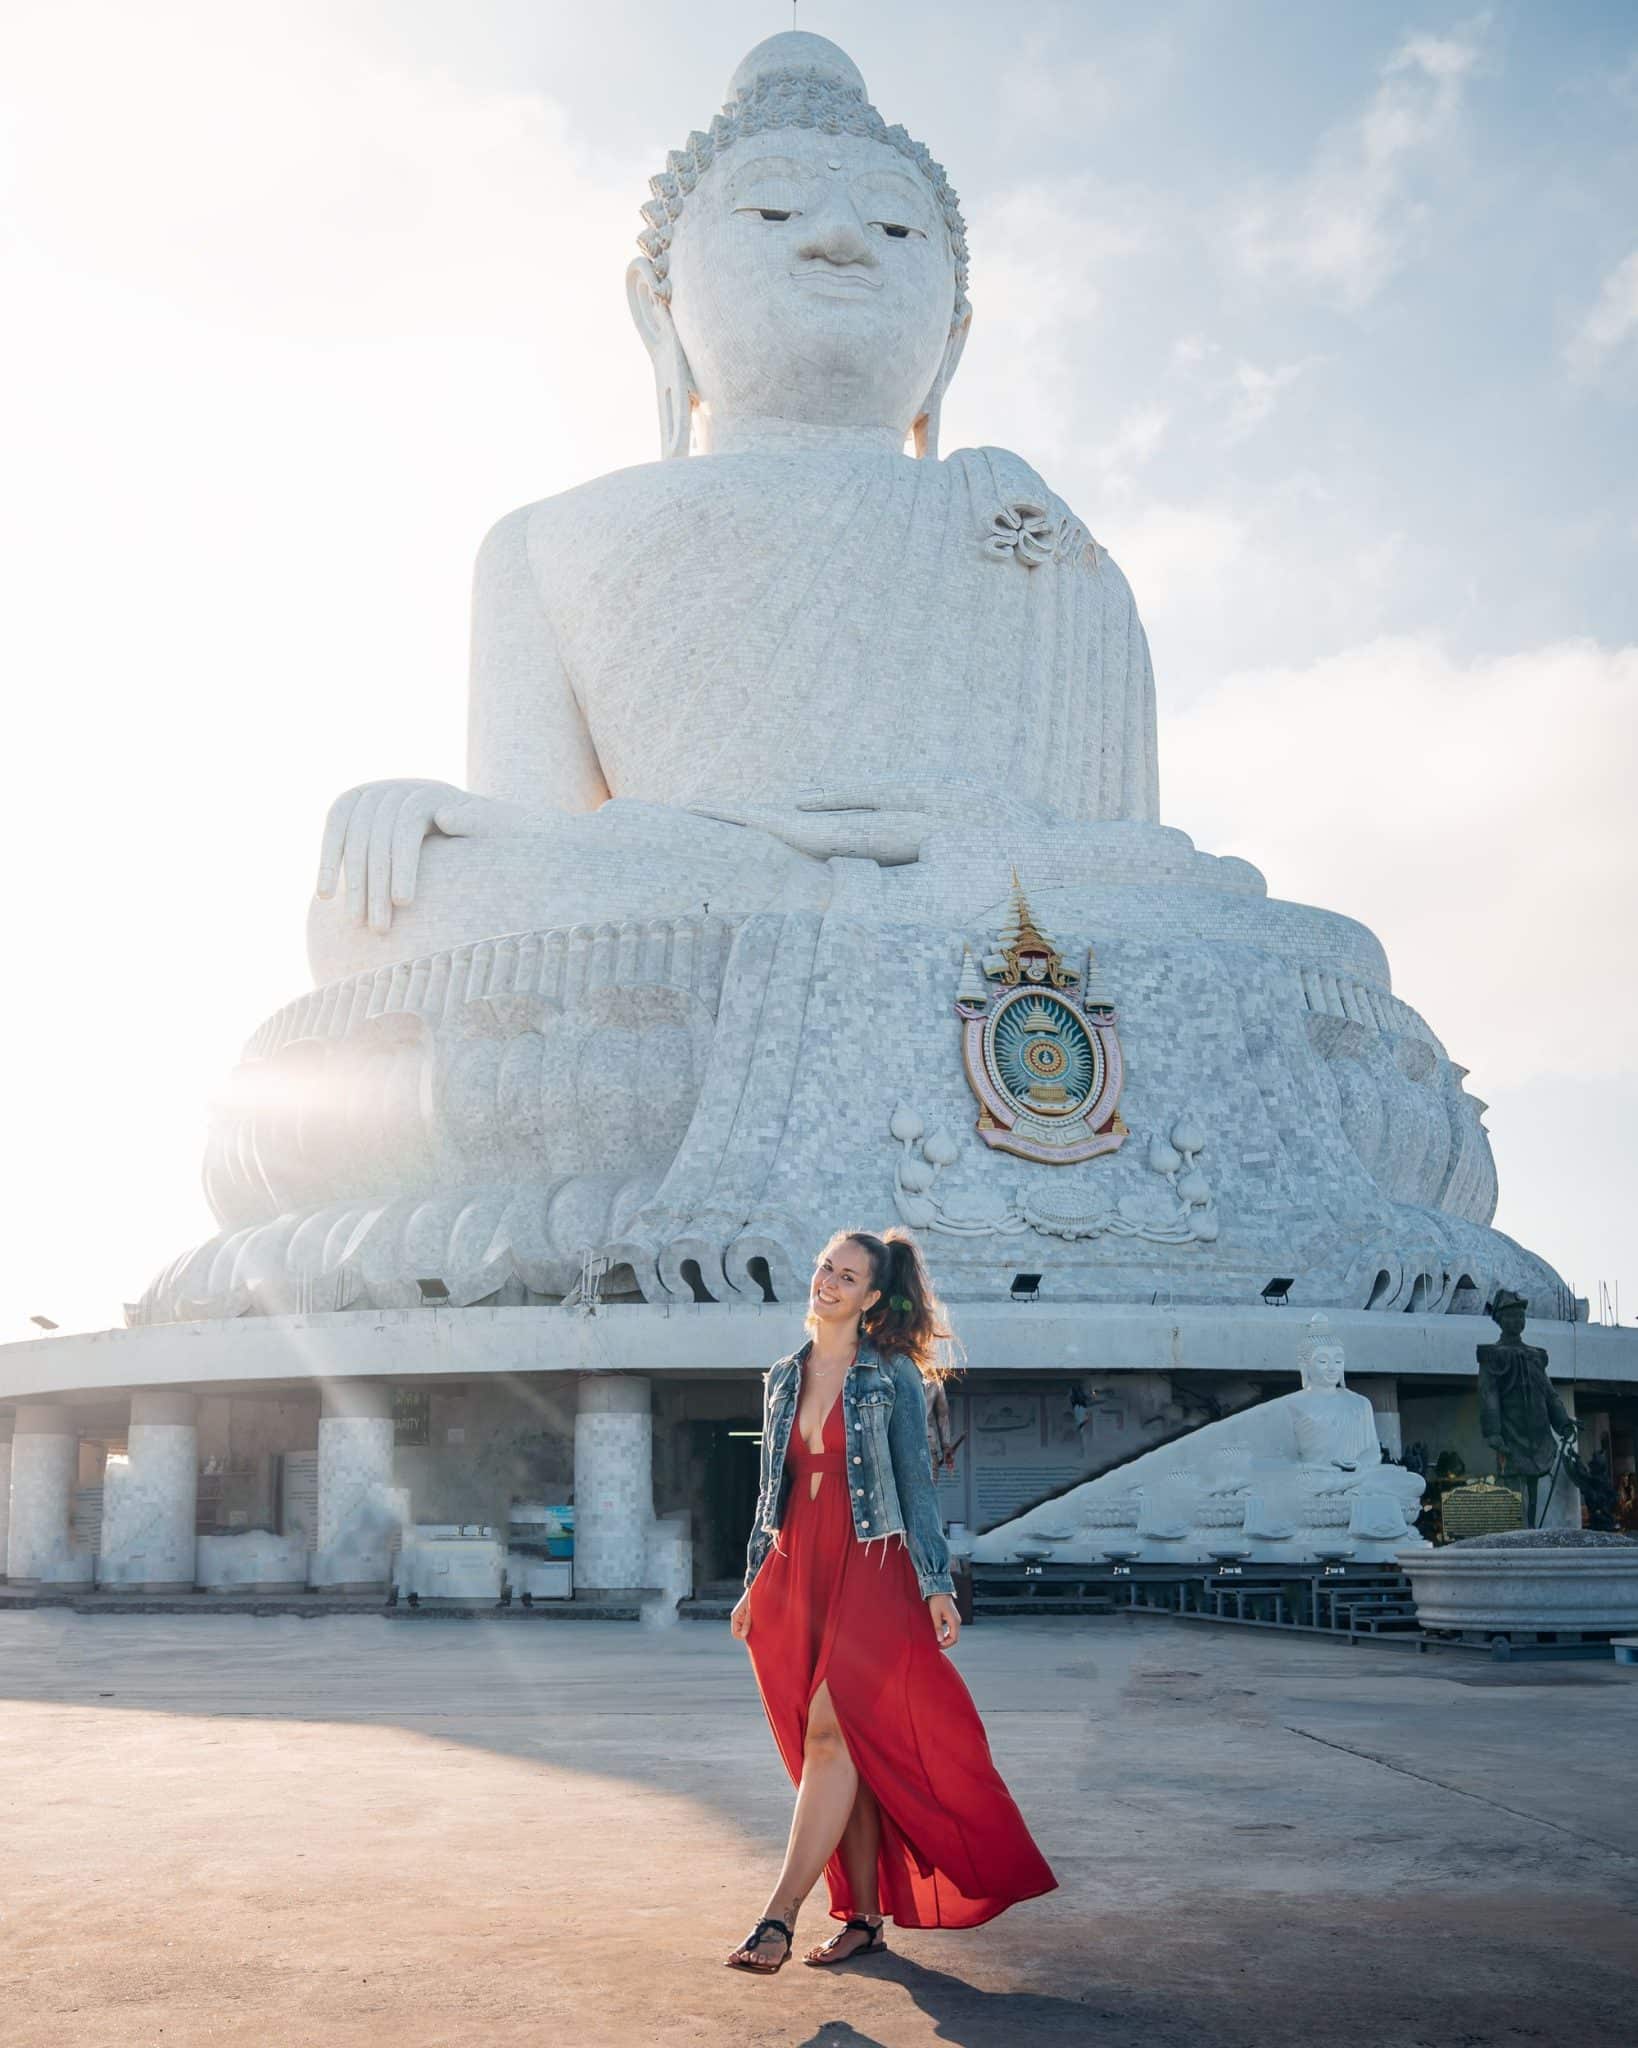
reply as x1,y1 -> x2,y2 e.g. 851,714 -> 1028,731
789,265 -> 881,292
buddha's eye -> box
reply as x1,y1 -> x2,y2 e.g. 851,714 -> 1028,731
872,221 -> 925,242
736,205 -> 795,222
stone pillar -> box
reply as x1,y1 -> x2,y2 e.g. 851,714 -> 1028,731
98,1392 -> 198,1592
1351,1377 -> 1403,1461
0,1420 -> 12,1581
6,1404 -> 88,1586
574,1375 -> 653,1591
312,1381 -> 399,1589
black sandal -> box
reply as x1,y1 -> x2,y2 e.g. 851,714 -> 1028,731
803,1916 -> 887,1967
725,1915 -> 794,1974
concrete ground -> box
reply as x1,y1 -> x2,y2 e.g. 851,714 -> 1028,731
0,1612 -> 1634,2048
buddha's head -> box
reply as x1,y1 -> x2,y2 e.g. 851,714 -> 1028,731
628,33 -> 971,458
1297,1316 -> 1347,1392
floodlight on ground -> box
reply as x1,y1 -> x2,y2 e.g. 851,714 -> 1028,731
1009,1273 -> 1041,1302
417,1278 -> 450,1304
29,1315 -> 58,1331
1260,1278 -> 1294,1307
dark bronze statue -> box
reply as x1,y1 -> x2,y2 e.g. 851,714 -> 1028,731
1476,1291 -> 1609,1527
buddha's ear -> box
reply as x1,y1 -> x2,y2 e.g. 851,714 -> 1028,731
626,256 -> 697,461
911,308 -> 972,460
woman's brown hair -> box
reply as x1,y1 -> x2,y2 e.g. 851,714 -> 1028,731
813,1227 -> 958,1381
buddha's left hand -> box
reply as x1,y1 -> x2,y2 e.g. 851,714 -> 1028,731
687,784 -> 1047,867
927,1594 -> 961,1650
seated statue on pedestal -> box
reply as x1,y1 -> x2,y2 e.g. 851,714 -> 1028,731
133,32 -> 1569,1324
972,1318 -> 1429,1566
306,31 -> 1161,988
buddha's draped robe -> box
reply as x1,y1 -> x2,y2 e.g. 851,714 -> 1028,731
1290,1391 -> 1384,1469
538,445 -> 1160,825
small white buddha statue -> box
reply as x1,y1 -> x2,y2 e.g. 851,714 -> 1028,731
1243,1318 -> 1426,1551
1287,1319 -> 1389,1472
976,1316 -> 1427,1565
306,31 -> 1161,985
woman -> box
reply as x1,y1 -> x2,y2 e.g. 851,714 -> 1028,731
725,1228 -> 1057,1975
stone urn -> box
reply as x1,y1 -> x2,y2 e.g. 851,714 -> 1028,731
1399,1528 -> 1638,1636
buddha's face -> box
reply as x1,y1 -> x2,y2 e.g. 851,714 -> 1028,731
666,129 -> 959,438
1304,1344 -> 1346,1390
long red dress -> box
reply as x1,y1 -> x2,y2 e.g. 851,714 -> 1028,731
745,1389 -> 1057,1928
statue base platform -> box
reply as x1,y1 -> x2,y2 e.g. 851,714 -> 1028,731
138,840 -> 1566,1325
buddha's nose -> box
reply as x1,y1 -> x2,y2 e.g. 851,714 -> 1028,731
796,204 -> 877,269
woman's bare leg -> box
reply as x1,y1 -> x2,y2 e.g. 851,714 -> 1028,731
840,1776 -> 882,1910
802,1775 -> 884,1961
726,1678 -> 859,1968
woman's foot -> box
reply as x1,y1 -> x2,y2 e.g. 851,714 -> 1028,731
725,1915 -> 794,1974
803,1914 -> 886,1966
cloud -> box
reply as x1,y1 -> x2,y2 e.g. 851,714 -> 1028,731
1112,501 -> 1249,609
1227,22 -> 1485,308
1222,359 -> 1310,443
997,34 -> 1115,135
1091,405 -> 1171,497
993,16 -> 1178,141
1170,335 -> 1220,371
1161,634 -> 1638,1091
952,175 -> 1155,455
1565,248 -> 1638,377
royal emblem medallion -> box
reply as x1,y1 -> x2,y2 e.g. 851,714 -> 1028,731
955,877 -> 1127,1165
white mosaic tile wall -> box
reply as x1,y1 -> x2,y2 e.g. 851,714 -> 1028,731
573,1376 -> 653,1590
312,1414 -> 398,1588
6,1417 -> 86,1585
97,1421 -> 198,1589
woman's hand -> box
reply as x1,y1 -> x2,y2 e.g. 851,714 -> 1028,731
730,1591 -> 754,1641
927,1594 -> 960,1650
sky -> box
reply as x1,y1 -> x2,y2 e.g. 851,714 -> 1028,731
0,0 -> 1633,1337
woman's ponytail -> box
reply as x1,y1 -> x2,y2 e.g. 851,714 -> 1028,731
829,1226 -> 957,1381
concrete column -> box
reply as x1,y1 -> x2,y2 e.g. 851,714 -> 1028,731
6,1404 -> 90,1586
98,1392 -> 198,1592
1351,1377 -> 1403,1461
574,1375 -> 653,1591
0,1420 -> 12,1581
312,1381 -> 400,1589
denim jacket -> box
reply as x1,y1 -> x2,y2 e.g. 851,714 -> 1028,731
743,1338 -> 955,1601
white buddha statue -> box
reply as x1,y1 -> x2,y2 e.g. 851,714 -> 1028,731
1250,1319 -> 1427,1551
974,1317 -> 1428,1566
132,27 -> 1568,1325
306,32 -> 1160,984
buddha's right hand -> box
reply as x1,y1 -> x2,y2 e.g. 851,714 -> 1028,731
316,779 -> 485,934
